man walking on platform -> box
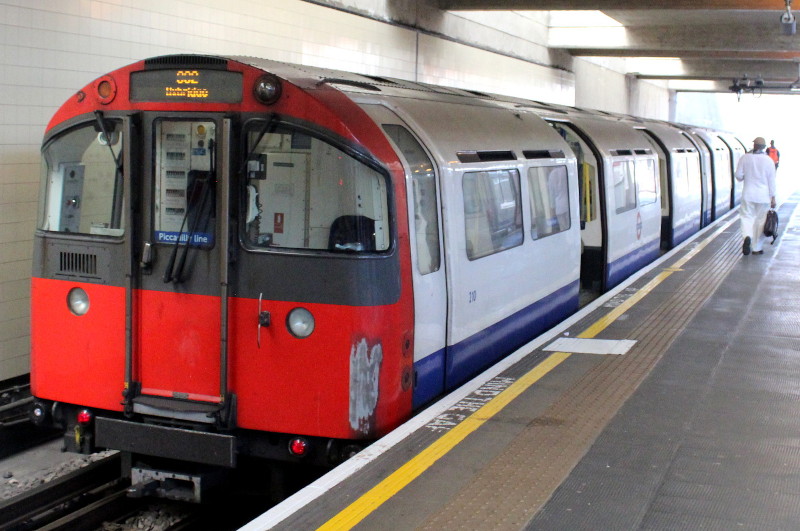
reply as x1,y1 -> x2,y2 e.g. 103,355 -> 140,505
766,140 -> 780,169
735,136 -> 777,255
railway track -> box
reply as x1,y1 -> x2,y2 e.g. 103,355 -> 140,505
0,452 -> 146,531
0,377 -> 32,429
0,449 -> 285,530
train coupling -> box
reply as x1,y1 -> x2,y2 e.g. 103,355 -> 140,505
128,466 -> 227,503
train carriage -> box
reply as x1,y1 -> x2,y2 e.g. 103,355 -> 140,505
31,55 -> 582,500
30,53 -> 752,502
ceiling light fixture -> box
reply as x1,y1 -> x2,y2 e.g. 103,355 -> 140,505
781,0 -> 796,35
729,64 -> 800,99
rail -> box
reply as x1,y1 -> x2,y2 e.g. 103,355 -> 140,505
0,453 -> 139,531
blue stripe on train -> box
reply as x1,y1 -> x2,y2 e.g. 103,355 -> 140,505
606,237 -> 661,291
672,217 -> 701,248
412,280 -> 579,410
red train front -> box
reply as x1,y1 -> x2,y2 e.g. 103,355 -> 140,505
30,55 -> 414,497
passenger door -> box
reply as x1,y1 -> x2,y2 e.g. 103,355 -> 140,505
358,104 -> 448,409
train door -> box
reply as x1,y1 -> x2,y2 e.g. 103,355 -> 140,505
358,104 -> 447,409
130,115 -> 232,422
711,143 -> 733,218
635,129 -> 676,249
718,134 -> 745,208
681,131 -> 713,227
547,121 -> 606,292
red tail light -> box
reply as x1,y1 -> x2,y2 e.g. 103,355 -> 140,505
77,409 -> 93,425
288,437 -> 309,457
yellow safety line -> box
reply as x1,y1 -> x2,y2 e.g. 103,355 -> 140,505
318,216 -> 737,530
317,351 -> 570,530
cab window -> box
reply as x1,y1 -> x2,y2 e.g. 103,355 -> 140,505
243,121 -> 390,253
38,121 -> 124,236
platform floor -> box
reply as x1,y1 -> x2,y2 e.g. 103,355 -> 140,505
244,195 -> 800,531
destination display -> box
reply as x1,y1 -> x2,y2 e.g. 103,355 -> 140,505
130,69 -> 243,103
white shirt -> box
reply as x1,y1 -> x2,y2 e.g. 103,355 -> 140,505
735,150 -> 776,203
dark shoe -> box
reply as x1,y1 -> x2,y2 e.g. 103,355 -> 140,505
743,236 -> 751,255
753,250 -> 764,255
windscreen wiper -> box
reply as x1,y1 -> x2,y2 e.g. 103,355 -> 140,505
238,113 -> 277,176
94,111 -> 125,228
163,138 -> 216,283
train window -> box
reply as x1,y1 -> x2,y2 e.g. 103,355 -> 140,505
242,121 -> 389,253
612,160 -> 637,214
636,158 -> 658,206
38,120 -> 124,236
382,124 -> 440,274
153,120 -> 216,248
547,121 -> 596,223
462,169 -> 523,260
674,156 -> 690,197
528,165 -> 570,240
685,155 -> 701,195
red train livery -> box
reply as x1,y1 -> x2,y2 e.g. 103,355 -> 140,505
31,56 -> 417,497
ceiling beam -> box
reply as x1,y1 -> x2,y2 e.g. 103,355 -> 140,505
549,24 -> 800,54
629,59 -> 800,81
437,0 -> 782,10
567,49 -> 800,60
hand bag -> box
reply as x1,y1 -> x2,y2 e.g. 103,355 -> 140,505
763,209 -> 779,244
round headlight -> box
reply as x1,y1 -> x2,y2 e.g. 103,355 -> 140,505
67,287 -> 90,316
254,74 -> 282,105
286,307 -> 314,338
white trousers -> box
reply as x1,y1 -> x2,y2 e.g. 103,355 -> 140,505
739,199 -> 770,252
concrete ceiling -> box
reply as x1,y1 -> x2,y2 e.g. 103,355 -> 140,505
435,0 -> 800,93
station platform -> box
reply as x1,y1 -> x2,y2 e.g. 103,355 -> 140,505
243,194 -> 800,531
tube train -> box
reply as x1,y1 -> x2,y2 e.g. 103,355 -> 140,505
30,54 -> 745,501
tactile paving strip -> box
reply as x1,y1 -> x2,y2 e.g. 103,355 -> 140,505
418,228 -> 744,530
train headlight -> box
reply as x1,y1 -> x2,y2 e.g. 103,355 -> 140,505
67,288 -> 90,316
286,307 -> 314,338
30,402 -> 49,426
253,74 -> 282,105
